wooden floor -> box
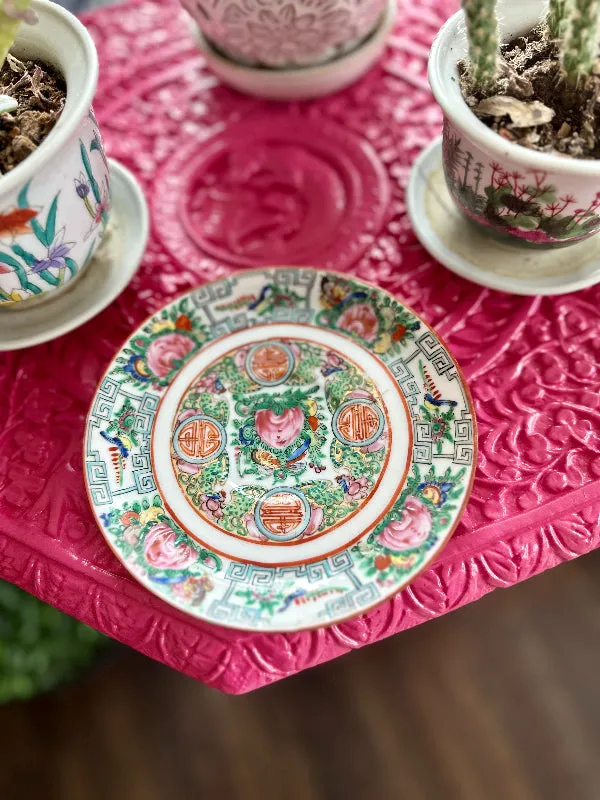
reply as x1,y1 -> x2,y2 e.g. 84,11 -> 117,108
2,551 -> 600,800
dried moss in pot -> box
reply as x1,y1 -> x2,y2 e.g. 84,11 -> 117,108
0,54 -> 65,173
459,0 -> 600,159
0,0 -> 66,174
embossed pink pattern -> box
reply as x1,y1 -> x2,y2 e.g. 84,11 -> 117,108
1,0 -> 598,694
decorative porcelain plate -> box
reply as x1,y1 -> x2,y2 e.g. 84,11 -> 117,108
84,268 -> 477,632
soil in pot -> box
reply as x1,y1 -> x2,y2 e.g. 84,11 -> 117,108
0,53 -> 65,174
459,26 -> 600,159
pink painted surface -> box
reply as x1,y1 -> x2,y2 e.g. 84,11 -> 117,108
2,0 -> 599,694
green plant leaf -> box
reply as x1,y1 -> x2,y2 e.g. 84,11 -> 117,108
38,269 -> 59,286
44,195 -> 58,245
484,184 -> 512,207
512,214 -> 538,230
0,579 -> 107,704
0,251 -> 41,293
526,186 -> 556,204
17,182 -> 30,209
80,140 -> 101,204
64,257 -> 77,277
11,244 -> 36,266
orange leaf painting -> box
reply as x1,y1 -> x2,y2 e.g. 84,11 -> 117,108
0,208 -> 38,236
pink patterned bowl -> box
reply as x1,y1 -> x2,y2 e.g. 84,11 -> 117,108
429,0 -> 600,248
181,0 -> 388,68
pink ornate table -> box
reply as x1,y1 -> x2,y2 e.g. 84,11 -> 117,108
1,0 -> 598,694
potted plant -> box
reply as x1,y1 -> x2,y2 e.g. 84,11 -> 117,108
0,0 -> 110,307
429,0 -> 600,247
0,579 -> 107,703
180,0 -> 396,99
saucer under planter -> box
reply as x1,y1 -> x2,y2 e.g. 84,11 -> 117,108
0,0 -> 111,309
0,159 -> 149,351
193,0 -> 396,100
407,137 -> 600,296
429,0 -> 600,250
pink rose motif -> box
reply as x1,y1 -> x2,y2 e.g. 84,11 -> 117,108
146,333 -> 194,378
337,303 -> 379,342
255,407 -> 304,449
194,372 -> 221,393
348,389 -> 375,401
177,409 -> 197,424
175,458 -> 203,475
123,525 -> 140,546
144,522 -> 197,569
377,496 -> 432,552
363,429 -> 388,454
244,512 -> 266,540
234,346 -> 249,370
282,340 -> 302,360
341,475 -> 371,502
304,506 -> 324,536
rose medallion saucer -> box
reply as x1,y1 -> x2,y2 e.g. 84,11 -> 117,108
84,268 -> 477,632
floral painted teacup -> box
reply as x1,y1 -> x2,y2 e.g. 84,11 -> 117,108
181,0 -> 388,68
429,0 -> 600,248
0,0 -> 110,308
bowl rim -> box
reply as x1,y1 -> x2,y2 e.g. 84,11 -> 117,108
428,7 -> 600,176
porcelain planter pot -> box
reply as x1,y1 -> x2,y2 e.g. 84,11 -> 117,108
181,0 -> 388,68
0,0 -> 110,308
193,0 -> 395,100
429,0 -> 600,248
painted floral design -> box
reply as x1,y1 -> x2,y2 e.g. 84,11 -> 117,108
116,298 -> 208,388
443,123 -> 600,244
0,208 -> 37,237
31,230 -> 74,273
77,139 -> 110,239
144,522 -> 198,569
316,275 -> 421,356
352,464 -> 467,584
377,496 -> 431,551
337,474 -> 371,502
172,575 -> 215,606
103,496 -> 222,609
182,0 -> 384,68
419,360 -> 457,454
255,406 -> 305,449
200,492 -> 226,521
0,131 -> 109,306
337,302 -> 379,342
172,338 -> 389,541
87,269 -> 475,631
147,333 -> 196,378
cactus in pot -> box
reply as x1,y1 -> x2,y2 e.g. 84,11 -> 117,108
427,0 -> 600,250
560,0 -> 600,84
462,0 -> 600,94
461,0 -> 500,95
